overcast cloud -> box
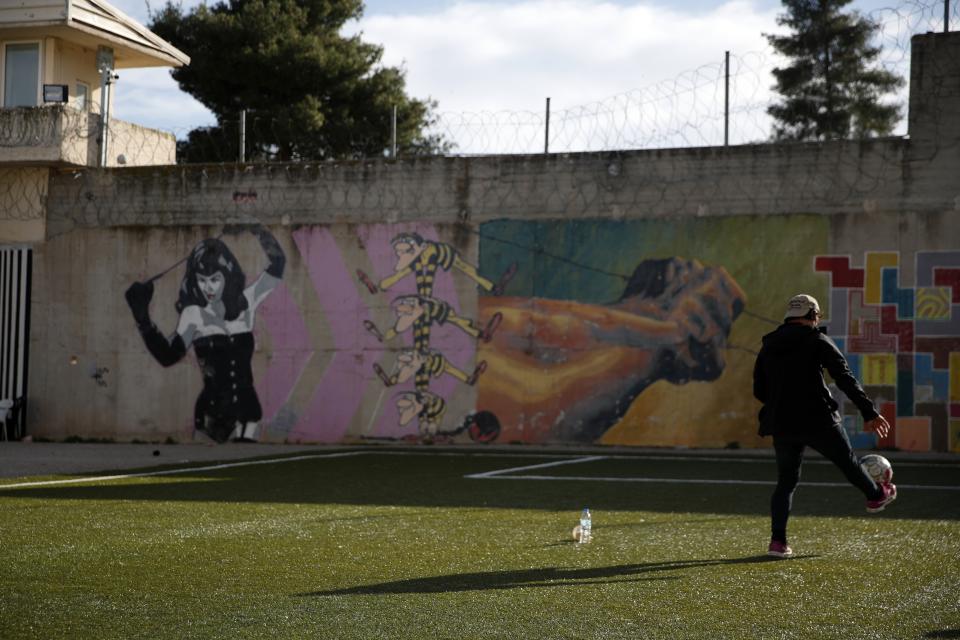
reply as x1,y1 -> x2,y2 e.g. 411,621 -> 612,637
352,1 -> 778,112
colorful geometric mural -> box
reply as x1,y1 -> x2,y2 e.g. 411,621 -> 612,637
815,251 -> 960,452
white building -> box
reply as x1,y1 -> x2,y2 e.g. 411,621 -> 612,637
1,0 -> 189,242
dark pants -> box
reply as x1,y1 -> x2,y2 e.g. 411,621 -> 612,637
770,424 -> 882,543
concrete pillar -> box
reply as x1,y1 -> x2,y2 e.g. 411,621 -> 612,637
907,32 -> 960,146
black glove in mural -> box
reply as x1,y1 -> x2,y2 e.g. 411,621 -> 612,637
124,280 -> 154,330
125,281 -> 188,367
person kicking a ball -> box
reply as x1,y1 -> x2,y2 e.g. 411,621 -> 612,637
753,294 -> 897,559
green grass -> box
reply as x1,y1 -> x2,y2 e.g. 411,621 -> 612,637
1,450 -> 958,639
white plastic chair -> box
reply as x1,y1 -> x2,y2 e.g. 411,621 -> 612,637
0,399 -> 12,441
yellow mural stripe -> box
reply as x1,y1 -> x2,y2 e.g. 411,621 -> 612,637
916,287 -> 951,319
863,354 -> 897,386
865,252 -> 898,305
950,352 -> 960,403
951,420 -> 960,454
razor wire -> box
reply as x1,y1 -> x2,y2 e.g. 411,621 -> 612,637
431,0 -> 958,155
178,0 -> 953,157
0,0 -> 955,177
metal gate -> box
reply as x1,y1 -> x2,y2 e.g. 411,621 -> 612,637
0,246 -> 31,439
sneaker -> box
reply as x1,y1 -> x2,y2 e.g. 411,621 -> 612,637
767,540 -> 793,558
866,482 -> 897,513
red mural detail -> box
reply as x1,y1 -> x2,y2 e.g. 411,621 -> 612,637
815,256 -> 865,288
848,289 -> 880,321
914,337 -> 960,368
951,404 -> 960,419
846,289 -> 880,338
848,320 -> 897,353
880,305 -> 915,353
933,267 -> 960,303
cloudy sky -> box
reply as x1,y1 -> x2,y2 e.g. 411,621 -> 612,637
108,0 -> 920,151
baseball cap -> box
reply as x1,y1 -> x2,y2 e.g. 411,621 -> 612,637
784,294 -> 820,320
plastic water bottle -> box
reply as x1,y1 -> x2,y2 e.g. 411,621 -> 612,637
579,507 -> 592,543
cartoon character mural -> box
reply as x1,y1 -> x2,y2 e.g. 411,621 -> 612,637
358,232 -> 513,297
124,224 -> 285,443
373,348 -> 487,389
357,231 -> 513,440
363,294 -> 501,347
353,222 -> 747,444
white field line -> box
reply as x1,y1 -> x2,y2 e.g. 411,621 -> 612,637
462,454 -> 959,490
464,455 -> 608,479
370,450 -> 955,468
2,448 -> 955,491
0,451 -> 366,490
470,474 -> 960,491
590,455 -> 958,468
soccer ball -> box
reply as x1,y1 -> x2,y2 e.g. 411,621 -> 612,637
860,454 -> 893,484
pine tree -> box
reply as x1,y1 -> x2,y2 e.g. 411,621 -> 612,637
149,0 -> 449,162
765,0 -> 904,141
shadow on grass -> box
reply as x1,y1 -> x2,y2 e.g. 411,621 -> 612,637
299,554 -> 818,596
0,451 -> 957,520
925,631 -> 960,639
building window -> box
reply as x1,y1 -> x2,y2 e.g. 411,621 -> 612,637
3,42 -> 41,107
75,82 -> 89,110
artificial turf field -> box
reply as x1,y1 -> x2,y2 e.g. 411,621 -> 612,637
1,448 -> 958,639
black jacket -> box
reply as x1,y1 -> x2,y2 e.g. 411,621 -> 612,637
752,322 -> 879,436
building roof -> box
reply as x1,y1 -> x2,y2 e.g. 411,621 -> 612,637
0,0 -> 189,68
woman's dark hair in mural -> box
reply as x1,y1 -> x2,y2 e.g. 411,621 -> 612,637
124,224 -> 285,444
391,231 -> 425,247
176,238 -> 248,320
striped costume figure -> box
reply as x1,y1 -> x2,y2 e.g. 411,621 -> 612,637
417,391 -> 447,435
356,231 -> 510,440
397,390 -> 447,437
373,349 -> 487,389
378,232 -> 495,296
370,295 -> 483,348
415,349 -> 469,390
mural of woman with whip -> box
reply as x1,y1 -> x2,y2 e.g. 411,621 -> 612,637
124,224 -> 285,443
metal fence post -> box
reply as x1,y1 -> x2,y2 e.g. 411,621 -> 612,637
544,97 -> 551,154
391,105 -> 398,158
724,51 -> 730,147
239,109 -> 246,163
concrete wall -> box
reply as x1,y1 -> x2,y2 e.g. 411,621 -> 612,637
21,32 -> 960,451
0,167 -> 47,242
0,105 -> 173,167
54,38 -> 101,112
